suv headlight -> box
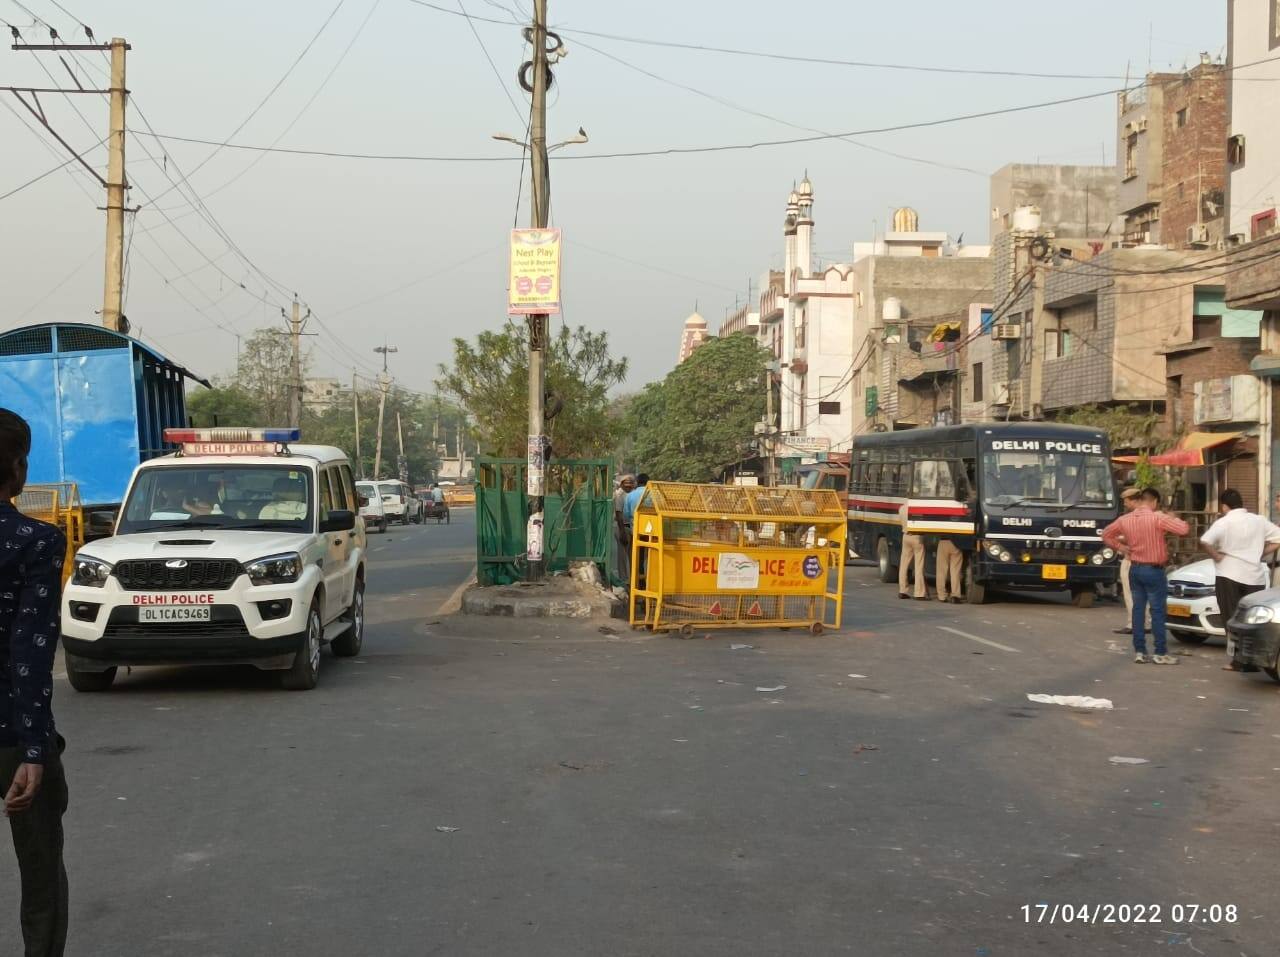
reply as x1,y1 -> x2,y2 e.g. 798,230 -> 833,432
1100,547 -> 1116,561
72,555 -> 112,588
245,552 -> 303,585
985,542 -> 1003,558
1242,605 -> 1275,625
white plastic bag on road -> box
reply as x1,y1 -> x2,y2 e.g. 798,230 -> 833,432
1026,693 -> 1113,710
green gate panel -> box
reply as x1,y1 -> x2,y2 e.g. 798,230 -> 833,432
475,458 -> 615,586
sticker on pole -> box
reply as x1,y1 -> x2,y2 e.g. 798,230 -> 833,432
716,553 -> 760,590
508,228 -> 562,316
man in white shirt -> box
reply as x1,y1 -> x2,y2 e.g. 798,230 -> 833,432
1200,488 -> 1280,672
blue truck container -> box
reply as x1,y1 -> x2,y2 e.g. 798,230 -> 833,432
0,322 -> 208,510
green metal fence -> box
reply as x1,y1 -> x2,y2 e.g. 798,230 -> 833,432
475,458 -> 615,586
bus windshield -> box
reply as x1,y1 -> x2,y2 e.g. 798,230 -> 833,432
981,450 -> 1113,508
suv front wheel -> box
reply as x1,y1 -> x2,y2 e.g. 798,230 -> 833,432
281,599 -> 322,690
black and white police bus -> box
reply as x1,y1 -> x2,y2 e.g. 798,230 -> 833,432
849,423 -> 1120,605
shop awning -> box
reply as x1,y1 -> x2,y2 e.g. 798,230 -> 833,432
1112,432 -> 1242,467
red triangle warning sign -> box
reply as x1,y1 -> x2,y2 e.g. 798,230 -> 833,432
708,601 -> 723,617
747,601 -> 764,618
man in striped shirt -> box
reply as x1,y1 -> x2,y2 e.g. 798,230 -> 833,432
1100,488 -> 1190,664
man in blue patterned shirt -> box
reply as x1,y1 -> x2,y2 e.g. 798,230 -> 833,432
1,408 -> 69,956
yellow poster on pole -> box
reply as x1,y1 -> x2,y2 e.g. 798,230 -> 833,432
508,228 -> 562,315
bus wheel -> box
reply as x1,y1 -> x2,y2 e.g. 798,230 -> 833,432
966,563 -> 988,605
876,538 -> 897,584
1071,586 -> 1095,609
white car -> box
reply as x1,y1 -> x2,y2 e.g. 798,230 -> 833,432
376,479 -> 421,525
61,428 -> 366,692
356,480 -> 387,533
1165,558 -> 1223,644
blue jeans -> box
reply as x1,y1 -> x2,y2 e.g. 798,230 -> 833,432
1130,563 -> 1168,656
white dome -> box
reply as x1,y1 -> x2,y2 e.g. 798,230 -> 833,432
798,175 -> 813,197
684,311 -> 707,327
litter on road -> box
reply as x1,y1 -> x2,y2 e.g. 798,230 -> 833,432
1109,756 -> 1150,765
730,643 -> 753,650
435,826 -> 459,833
848,674 -> 868,678
756,685 -> 787,693
1026,694 -> 1114,710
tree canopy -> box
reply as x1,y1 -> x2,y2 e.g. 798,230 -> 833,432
436,321 -> 628,459
624,334 -> 770,482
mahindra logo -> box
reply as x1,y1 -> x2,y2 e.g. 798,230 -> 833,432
165,559 -> 189,569
1044,527 -> 1062,538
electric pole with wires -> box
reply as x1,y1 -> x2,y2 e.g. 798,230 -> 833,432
524,0 -> 551,581
372,344 -> 398,481
7,31 -> 131,331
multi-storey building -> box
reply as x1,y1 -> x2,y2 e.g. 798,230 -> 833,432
1116,61 -> 1228,248
849,208 -> 991,434
1224,0 -> 1280,516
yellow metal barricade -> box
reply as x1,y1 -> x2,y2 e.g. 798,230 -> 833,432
629,482 -> 846,635
14,483 -> 84,583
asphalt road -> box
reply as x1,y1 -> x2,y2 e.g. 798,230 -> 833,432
4,511 -> 1279,956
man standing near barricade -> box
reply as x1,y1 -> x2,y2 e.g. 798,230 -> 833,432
1200,488 -> 1280,672
1101,487 -> 1189,665
1,407 -> 70,956
897,501 -> 927,601
614,474 -> 635,587
624,475 -> 650,587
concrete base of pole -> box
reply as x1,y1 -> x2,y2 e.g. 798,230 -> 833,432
460,578 -> 624,619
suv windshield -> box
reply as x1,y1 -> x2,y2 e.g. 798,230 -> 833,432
982,450 -> 1114,508
118,465 -> 314,534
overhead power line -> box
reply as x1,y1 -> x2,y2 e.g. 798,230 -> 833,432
141,0 -> 349,208
131,85 -> 1128,162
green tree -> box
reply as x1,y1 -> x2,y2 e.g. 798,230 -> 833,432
627,334 -> 770,482
437,321 -> 628,458
234,327 -> 300,425
304,387 -> 444,485
186,384 -> 264,427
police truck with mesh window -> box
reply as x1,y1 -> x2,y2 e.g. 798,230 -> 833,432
849,423 -> 1119,604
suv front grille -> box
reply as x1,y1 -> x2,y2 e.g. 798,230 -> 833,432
114,559 -> 242,591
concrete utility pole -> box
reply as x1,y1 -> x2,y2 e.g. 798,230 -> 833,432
102,38 -> 128,333
395,411 -> 408,484
373,374 -> 391,480
352,371 -> 363,478
525,0 -> 552,581
286,299 -> 309,428
372,344 -> 397,480
9,35 -> 132,331
764,368 -> 777,487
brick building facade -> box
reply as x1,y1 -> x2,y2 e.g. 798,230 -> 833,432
1159,61 -> 1228,247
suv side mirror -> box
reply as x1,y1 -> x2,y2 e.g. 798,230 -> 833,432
87,510 -> 116,536
322,509 -> 356,533
357,495 -> 369,508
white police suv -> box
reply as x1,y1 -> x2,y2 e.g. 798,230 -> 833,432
61,428 -> 366,692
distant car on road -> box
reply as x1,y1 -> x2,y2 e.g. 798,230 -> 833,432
376,480 -> 421,525
1165,558 -> 1224,644
356,481 -> 387,533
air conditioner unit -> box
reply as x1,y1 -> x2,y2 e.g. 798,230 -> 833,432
992,324 -> 1022,340
993,381 -> 1024,408
1186,224 -> 1209,245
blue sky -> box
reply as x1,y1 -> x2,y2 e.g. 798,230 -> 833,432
0,0 -> 1229,394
